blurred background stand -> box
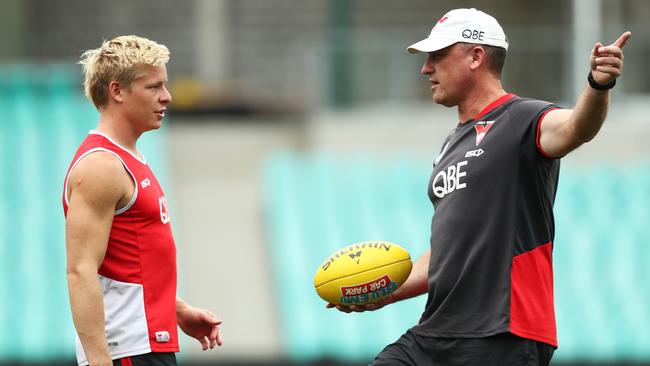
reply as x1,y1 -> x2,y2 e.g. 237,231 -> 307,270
0,1 -> 649,365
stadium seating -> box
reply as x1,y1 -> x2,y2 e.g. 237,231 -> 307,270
263,152 -> 650,362
2,64 -> 649,363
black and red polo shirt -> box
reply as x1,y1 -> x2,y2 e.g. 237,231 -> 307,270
411,93 -> 560,347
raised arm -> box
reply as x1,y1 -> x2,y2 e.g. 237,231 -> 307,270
538,31 -> 631,158
65,152 -> 133,366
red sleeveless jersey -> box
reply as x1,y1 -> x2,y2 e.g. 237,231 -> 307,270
63,131 -> 178,365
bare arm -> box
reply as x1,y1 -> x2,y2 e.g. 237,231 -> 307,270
328,249 -> 430,313
385,249 -> 429,303
66,152 -> 132,366
539,31 -> 631,158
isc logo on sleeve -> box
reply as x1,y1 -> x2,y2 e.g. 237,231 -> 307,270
432,161 -> 468,198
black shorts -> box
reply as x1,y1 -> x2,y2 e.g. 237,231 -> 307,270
370,331 -> 554,366
113,352 -> 177,366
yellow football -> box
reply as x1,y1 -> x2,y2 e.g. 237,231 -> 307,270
314,241 -> 413,306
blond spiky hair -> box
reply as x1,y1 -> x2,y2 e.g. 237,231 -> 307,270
79,35 -> 170,109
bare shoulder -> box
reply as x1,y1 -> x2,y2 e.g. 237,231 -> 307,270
65,152 -> 131,270
67,151 -> 132,209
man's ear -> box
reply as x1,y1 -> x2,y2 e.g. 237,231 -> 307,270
469,46 -> 487,71
108,80 -> 124,103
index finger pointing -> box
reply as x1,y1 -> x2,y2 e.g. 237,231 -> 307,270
613,31 -> 632,48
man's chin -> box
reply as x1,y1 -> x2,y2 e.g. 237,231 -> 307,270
432,95 -> 446,106
433,94 -> 457,108
149,120 -> 163,130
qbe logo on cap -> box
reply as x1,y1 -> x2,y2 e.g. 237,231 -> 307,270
155,331 -> 170,343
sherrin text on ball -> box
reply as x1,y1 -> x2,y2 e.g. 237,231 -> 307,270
314,241 -> 413,305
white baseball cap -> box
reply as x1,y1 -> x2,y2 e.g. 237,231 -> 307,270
407,8 -> 508,53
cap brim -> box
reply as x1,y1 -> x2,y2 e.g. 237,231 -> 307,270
407,37 -> 458,54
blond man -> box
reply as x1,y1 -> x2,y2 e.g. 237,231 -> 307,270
63,35 -> 222,366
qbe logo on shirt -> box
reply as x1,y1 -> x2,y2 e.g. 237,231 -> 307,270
432,161 -> 468,198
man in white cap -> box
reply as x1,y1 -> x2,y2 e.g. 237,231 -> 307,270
329,8 -> 631,365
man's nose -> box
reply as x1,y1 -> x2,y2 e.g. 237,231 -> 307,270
161,86 -> 172,104
421,56 -> 434,75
